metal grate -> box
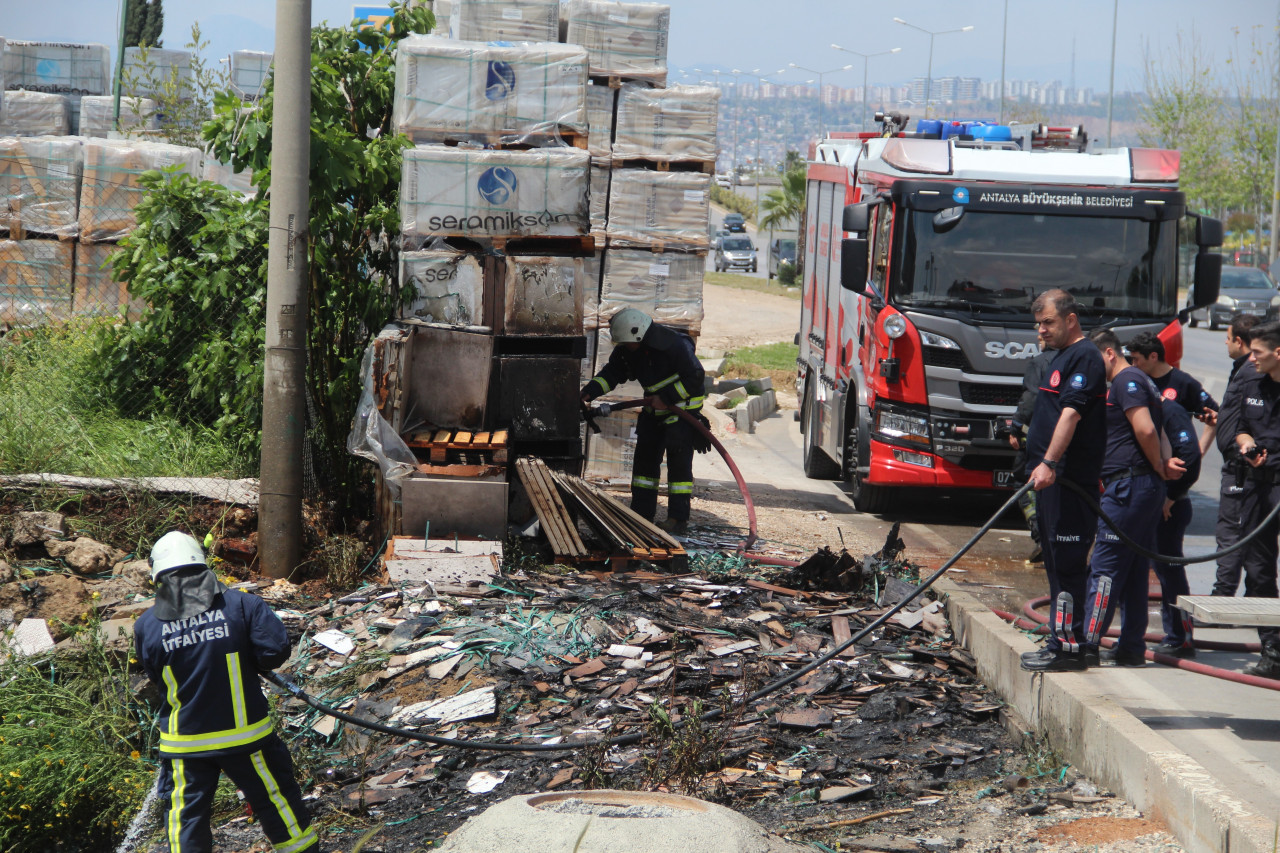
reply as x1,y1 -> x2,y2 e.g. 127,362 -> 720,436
959,383 -> 1022,407
922,346 -> 971,371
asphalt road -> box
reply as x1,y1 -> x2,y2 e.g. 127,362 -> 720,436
706,203 -> 797,281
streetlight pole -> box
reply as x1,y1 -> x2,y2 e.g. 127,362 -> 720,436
999,0 -> 1008,124
1106,0 -> 1119,147
892,17 -> 974,119
789,62 -> 853,137
831,45 -> 901,131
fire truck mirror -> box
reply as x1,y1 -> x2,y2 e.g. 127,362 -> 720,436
1192,252 -> 1222,308
1195,215 -> 1224,249
932,206 -> 965,233
842,203 -> 871,234
841,237 -> 870,293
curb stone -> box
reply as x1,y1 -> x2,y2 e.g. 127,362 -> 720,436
937,579 -> 1278,853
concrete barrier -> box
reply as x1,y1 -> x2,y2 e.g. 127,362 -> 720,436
938,579 -> 1279,853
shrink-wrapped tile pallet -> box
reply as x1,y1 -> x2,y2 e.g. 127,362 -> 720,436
0,239 -> 73,324
78,95 -> 159,139
79,139 -> 202,243
612,83 -> 719,164
447,0 -> 561,42
400,145 -> 590,243
393,36 -> 588,145
230,51 -> 273,100
605,169 -> 709,250
1,41 -> 111,95
598,247 -> 703,334
564,0 -> 670,85
0,91 -> 70,137
0,136 -> 82,239
122,47 -> 194,100
73,242 -> 141,319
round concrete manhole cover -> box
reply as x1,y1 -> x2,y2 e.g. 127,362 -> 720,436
436,789 -> 805,853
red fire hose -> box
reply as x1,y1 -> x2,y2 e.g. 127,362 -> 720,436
588,398 -> 806,564
994,595 -> 1280,692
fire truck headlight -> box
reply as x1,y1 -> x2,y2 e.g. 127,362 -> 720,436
883,314 -> 907,340
919,330 -> 960,349
876,404 -> 931,446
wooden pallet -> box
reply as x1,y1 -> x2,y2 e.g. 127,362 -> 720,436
610,157 -> 716,174
442,234 -> 596,256
516,457 -> 589,559
403,428 -> 509,466
604,236 -> 709,253
589,74 -> 666,90
419,129 -> 589,151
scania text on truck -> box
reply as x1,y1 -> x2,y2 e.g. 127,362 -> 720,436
796,114 -> 1224,512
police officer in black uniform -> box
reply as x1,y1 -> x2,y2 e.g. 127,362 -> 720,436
1021,290 -> 1109,672
582,308 -> 707,535
1150,394 -> 1202,656
1078,329 -> 1182,668
134,532 -> 318,853
1212,312 -> 1262,597
1217,321 -> 1280,678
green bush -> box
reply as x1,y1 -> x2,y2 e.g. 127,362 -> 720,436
709,185 -> 757,222
778,262 -> 797,286
0,320 -> 253,477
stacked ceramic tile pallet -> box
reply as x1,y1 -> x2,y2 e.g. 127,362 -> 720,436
384,15 -> 599,536
555,0 -> 719,482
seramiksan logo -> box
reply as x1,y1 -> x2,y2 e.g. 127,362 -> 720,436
477,167 -> 518,205
984,341 -> 1041,360
485,60 -> 516,100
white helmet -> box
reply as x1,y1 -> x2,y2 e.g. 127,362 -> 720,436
610,307 -> 652,344
149,531 -> 207,581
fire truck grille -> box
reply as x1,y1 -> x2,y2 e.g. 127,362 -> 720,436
959,382 -> 1021,407
922,346 -> 972,371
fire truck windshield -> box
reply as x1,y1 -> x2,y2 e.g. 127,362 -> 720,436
895,210 -> 1178,323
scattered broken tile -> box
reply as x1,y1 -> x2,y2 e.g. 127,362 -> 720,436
566,658 -> 605,677
710,640 -> 759,657
774,707 -> 834,729
427,654 -> 463,680
606,644 -> 645,658
819,783 -> 876,802
311,629 -> 355,656
464,770 -> 510,793
391,685 -> 496,725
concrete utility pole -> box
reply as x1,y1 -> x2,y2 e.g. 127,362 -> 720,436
260,0 -> 312,579
1269,0 -> 1280,268
999,0 -> 1008,124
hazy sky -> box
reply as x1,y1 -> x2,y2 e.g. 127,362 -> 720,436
5,0 -> 1275,92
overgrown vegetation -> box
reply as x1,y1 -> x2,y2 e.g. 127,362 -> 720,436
122,24 -> 232,148
0,323 -> 254,478
710,185 -> 758,222
0,617 -> 156,852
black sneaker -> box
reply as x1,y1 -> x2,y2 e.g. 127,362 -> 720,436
1099,647 -> 1146,667
1021,647 -> 1055,665
1083,648 -> 1100,668
1020,649 -> 1087,672
1151,642 -> 1196,659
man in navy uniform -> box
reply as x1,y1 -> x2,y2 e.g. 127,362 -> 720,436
1217,321 -> 1280,677
1021,290 -> 1108,672
582,308 -> 707,535
1075,330 -> 1183,667
134,531 -> 318,853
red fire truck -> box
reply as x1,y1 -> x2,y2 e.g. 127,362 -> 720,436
796,115 -> 1223,512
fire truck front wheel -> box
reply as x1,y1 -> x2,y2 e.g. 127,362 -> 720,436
845,406 -> 894,515
802,381 -> 842,480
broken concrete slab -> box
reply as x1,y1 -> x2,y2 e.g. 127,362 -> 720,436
9,511 -> 67,547
45,537 -> 128,575
700,357 -> 727,378
435,790 -> 806,853
722,385 -> 749,403
392,685 -> 496,726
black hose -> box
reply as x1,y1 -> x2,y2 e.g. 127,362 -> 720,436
1058,477 -> 1280,565
263,482 -> 1036,753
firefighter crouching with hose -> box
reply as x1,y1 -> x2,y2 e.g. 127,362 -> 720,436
134,532 -> 319,853
581,308 -> 711,536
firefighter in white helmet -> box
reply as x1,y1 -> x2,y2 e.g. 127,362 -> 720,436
581,308 -> 708,535
133,531 -> 318,853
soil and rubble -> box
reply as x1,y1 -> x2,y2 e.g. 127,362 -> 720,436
0,493 -> 1188,853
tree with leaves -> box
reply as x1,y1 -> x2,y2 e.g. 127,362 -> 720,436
104,1 -> 435,505
123,0 -> 164,47
759,164 -> 806,231
122,23 -> 228,147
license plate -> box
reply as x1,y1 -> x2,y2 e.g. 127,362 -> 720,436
1247,309 -> 1266,316
993,470 -> 1019,489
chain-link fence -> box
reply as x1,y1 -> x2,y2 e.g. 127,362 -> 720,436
0,133 -> 267,496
